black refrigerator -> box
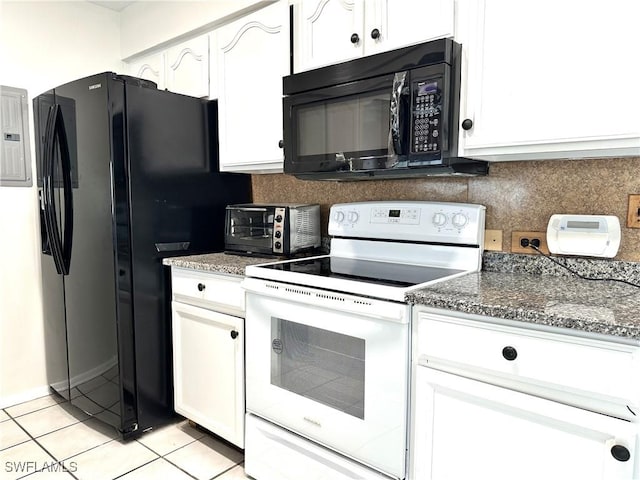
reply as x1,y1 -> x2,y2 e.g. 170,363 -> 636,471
33,72 -> 251,438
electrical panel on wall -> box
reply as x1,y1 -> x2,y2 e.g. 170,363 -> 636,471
1,86 -> 32,187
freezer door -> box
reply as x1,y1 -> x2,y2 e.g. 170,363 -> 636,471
52,74 -> 126,432
34,91 -> 70,400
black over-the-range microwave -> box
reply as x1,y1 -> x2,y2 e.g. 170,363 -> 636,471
282,38 -> 488,180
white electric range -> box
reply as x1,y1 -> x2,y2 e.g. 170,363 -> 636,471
242,201 -> 485,480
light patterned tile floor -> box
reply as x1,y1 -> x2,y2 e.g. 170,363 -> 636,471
0,394 -> 251,480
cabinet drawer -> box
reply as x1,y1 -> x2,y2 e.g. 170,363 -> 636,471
415,310 -> 640,403
171,268 -> 244,315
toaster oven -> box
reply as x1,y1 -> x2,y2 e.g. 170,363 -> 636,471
225,203 -> 321,256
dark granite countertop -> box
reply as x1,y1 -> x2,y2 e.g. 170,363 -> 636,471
165,251 -> 640,342
163,252 -> 276,276
407,252 -> 640,342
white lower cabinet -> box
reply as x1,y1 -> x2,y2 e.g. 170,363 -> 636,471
171,269 -> 244,448
413,368 -> 636,480
411,307 -> 640,480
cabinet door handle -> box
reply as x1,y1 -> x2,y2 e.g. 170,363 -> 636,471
230,330 -> 239,339
370,28 -> 381,40
197,283 -> 206,292
611,445 -> 631,462
461,118 -> 474,130
278,139 -> 284,148
502,346 -> 518,361
350,33 -> 360,44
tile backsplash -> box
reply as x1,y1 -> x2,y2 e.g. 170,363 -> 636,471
251,157 -> 640,261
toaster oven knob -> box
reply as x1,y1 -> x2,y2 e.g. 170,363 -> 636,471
275,214 -> 283,223
274,241 -> 282,250
274,230 -> 282,238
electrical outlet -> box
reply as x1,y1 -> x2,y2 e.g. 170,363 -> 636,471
484,229 -> 503,251
511,231 -> 549,254
627,194 -> 640,228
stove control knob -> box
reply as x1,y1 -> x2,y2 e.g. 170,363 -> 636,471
452,213 -> 469,228
432,212 -> 447,227
347,211 -> 359,223
333,211 -> 345,223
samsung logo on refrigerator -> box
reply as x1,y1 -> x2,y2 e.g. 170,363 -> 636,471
88,83 -> 102,90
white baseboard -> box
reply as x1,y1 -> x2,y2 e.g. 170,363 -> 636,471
0,384 -> 52,410
1,356 -> 118,410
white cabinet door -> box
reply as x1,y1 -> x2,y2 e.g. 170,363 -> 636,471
460,0 -> 640,160
165,35 -> 210,98
365,0 -> 454,56
127,52 -> 165,89
172,301 -> 244,448
293,0 -> 365,73
216,0 -> 290,173
412,367 -> 637,480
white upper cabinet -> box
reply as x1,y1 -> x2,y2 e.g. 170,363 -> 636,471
458,0 -> 640,160
215,0 -> 290,173
365,0 -> 454,56
293,0 -> 454,73
165,35 -> 210,98
294,0 -> 365,72
125,34 -> 210,98
127,52 -> 165,89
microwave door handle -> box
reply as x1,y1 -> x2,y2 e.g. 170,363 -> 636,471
389,71 -> 408,156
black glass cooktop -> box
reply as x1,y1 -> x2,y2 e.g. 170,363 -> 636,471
260,256 -> 465,288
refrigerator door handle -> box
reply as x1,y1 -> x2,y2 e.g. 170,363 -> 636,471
54,104 -> 74,275
42,105 -> 65,275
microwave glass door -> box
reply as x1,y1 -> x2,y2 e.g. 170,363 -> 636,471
271,318 -> 365,419
226,209 -> 273,251
285,75 -> 396,175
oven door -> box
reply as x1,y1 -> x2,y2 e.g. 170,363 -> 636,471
244,278 -> 410,479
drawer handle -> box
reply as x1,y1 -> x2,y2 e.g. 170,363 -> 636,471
230,330 -> 239,340
502,346 -> 518,361
197,283 -> 206,292
611,445 -> 631,462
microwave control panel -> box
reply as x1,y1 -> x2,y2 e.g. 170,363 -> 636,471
411,78 -> 442,155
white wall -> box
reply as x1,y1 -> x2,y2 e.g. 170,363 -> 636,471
119,0 -> 274,58
0,0 -> 123,408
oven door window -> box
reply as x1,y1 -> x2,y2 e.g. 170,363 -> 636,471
271,317 -> 365,419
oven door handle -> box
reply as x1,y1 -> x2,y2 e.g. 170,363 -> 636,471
389,71 -> 409,156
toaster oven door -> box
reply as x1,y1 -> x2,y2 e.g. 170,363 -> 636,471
225,207 -> 275,254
